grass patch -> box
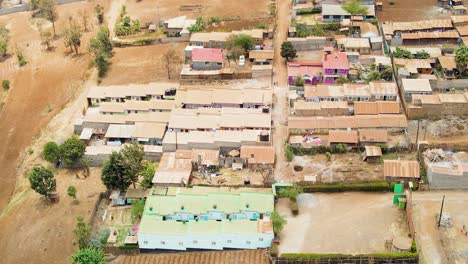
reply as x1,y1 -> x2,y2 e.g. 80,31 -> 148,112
382,153 -> 398,160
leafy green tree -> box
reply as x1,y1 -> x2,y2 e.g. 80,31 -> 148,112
311,23 -> 324,36
59,135 -> 86,166
341,0 -> 368,34
271,210 -> 287,235
101,151 -> 132,191
29,166 -> 56,198
95,53 -> 109,77
0,24 -> 9,57
38,0 -> 58,36
294,76 -> 304,86
455,45 -> 468,70
278,185 -> 303,201
365,70 -> 381,83
140,161 -> 156,189
414,50 -> 430,59
380,66 -> 394,81
280,41 -> 297,61
295,24 -> 311,38
114,5 -> 141,36
131,199 -> 145,222
121,142 -> 144,188
70,247 -> 105,264
188,17 -> 205,33
335,75 -> 350,84
43,141 -> 60,163
88,26 -> 113,77
392,47 -> 413,59
63,20 -> 82,55
233,34 -> 255,52
68,185 -> 77,199
2,79 -> 10,90
73,216 -> 91,249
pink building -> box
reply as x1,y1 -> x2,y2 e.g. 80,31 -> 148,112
322,51 -> 349,84
287,62 -> 323,85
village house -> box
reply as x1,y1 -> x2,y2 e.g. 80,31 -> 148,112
99,100 -> 175,115
303,82 -> 398,102
287,114 -> 408,134
240,145 -> 275,169
175,87 -> 272,109
291,100 -> 349,116
384,160 -> 420,184
328,130 -> 359,146
162,16 -> 196,37
401,79 -> 433,101
104,122 -> 167,146
191,48 -> 224,71
408,93 -> 468,119
358,129 -> 388,145
138,186 -> 274,250
322,51 -> 349,84
249,50 -> 274,65
152,152 -> 193,186
286,37 -> 328,51
353,101 -> 401,115
363,146 -> 382,162
287,62 -> 323,85
394,58 -> 435,79
321,4 -> 375,22
86,83 -> 178,106
337,38 -> 371,54
438,56 -> 459,79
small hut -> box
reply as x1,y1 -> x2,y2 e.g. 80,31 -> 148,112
363,146 -> 382,162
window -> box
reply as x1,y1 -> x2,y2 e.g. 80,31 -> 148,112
259,238 -> 264,241
212,242 -> 216,245
246,241 -> 251,245
227,240 -> 232,243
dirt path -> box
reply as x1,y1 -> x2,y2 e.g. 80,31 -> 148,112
108,0 -> 126,37
272,0 -> 291,182
412,191 -> 468,264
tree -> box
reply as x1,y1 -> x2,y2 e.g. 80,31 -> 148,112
140,161 -> 156,189
38,0 -> 58,36
39,29 -> 53,50
342,0 -> 368,35
101,151 -> 133,191
188,17 -> 205,33
114,5 -> 141,36
392,47 -> 413,59
294,76 -> 304,86
88,26 -> 113,77
280,41 -> 297,61
380,66 -> 394,81
95,53 -> 109,77
68,185 -> 77,199
2,79 -> 10,90
63,19 -> 82,55
311,23 -> 324,36
59,135 -> 86,166
0,24 -> 9,57
163,48 -> 183,79
233,34 -> 255,52
121,142 -> 144,188
278,185 -> 303,201
335,75 -> 350,84
365,70 -> 381,83
271,210 -> 287,235
295,24 -> 311,38
259,168 -> 273,187
70,247 -> 105,264
43,141 -> 60,163
455,45 -> 468,70
94,4 -> 104,24
29,166 -> 56,198
73,216 -> 91,249
414,50 -> 430,59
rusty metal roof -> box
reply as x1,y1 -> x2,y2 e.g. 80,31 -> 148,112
384,160 -> 420,178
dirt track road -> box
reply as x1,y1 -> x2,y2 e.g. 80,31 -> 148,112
272,0 -> 291,182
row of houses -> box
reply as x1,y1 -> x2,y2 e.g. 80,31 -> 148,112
302,82 -> 399,102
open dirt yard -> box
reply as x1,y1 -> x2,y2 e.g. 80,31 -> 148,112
377,0 -> 452,22
407,118 -> 468,146
100,43 -> 186,85
412,191 -> 468,264
277,193 -> 409,254
0,0 -> 110,213
121,0 -> 273,25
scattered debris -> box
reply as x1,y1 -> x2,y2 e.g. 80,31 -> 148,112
423,148 -> 453,163
437,213 -> 452,228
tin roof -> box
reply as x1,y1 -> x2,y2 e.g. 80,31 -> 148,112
328,130 -> 359,144
384,160 -> 420,178
240,145 -> 275,164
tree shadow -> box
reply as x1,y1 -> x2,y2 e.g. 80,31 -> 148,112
0,54 -> 12,63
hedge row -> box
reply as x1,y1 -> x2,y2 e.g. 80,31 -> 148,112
280,252 -> 418,259
300,181 -> 393,192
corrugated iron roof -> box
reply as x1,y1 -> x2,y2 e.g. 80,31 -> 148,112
365,146 -> 382,157
359,129 -> 388,143
240,145 -> 275,164
384,160 -> 420,178
328,130 -> 359,144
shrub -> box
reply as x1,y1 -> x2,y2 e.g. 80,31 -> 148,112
70,247 -> 105,264
188,17 -> 205,33
271,210 -> 287,235
278,185 -> 303,200
280,252 -> 418,260
301,181 -> 392,192
67,185 -> 77,199
270,243 -> 279,257
290,199 -> 299,216
257,22 -> 267,29
294,76 -> 304,86
207,16 -> 221,24
29,166 -> 56,198
43,141 -> 60,163
59,135 -> 86,166
377,143 -> 389,154
285,145 -> 294,161
2,79 -> 10,90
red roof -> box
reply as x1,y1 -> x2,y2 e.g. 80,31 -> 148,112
192,48 -> 224,62
287,62 -> 323,77
322,51 -> 349,70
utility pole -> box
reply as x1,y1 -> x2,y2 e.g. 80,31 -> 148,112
423,120 -> 428,141
415,119 -> 420,151
438,195 -> 445,228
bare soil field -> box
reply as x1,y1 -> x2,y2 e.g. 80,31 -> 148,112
101,43 -> 186,85
412,191 -> 468,264
377,0 -> 452,22
0,0 -> 110,212
277,193 -> 409,254
407,118 -> 468,146
205,17 -> 274,32
122,0 -> 272,25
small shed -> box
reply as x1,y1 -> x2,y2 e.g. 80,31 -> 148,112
363,146 -> 382,162
384,160 -> 420,183
125,188 -> 148,204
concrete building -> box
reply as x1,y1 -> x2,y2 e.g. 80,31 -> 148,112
138,186 -> 275,250
427,152 -> 468,189
401,79 -> 433,100
240,145 -> 275,169
322,51 -> 349,84
322,4 -> 375,22
304,82 -> 398,102
292,101 -> 349,116
162,16 -> 196,37
191,48 -> 224,71
337,38 -> 371,54
408,93 -> 468,119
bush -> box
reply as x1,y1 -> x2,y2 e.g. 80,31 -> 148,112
285,145 -> 294,161
59,135 -> 86,166
43,141 -> 60,163
207,16 -> 222,24
2,79 -> 10,90
301,181 -> 392,192
377,143 -> 389,154
278,185 -> 303,200
131,199 -> 145,222
114,5 -> 141,36
270,243 -> 279,257
188,17 -> 205,33
88,228 -> 110,248
257,22 -> 267,29
271,210 -> 287,235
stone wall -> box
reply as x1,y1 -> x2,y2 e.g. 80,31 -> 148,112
407,103 -> 468,119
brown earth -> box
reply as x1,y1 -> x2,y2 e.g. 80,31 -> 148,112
205,17 -> 274,32
101,43 -> 186,86
377,0 -> 452,22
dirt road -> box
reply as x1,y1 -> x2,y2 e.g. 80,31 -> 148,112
412,191 -> 468,264
272,0 -> 291,182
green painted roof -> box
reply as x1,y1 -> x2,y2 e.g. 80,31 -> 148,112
139,218 -> 261,235
144,186 -> 274,215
